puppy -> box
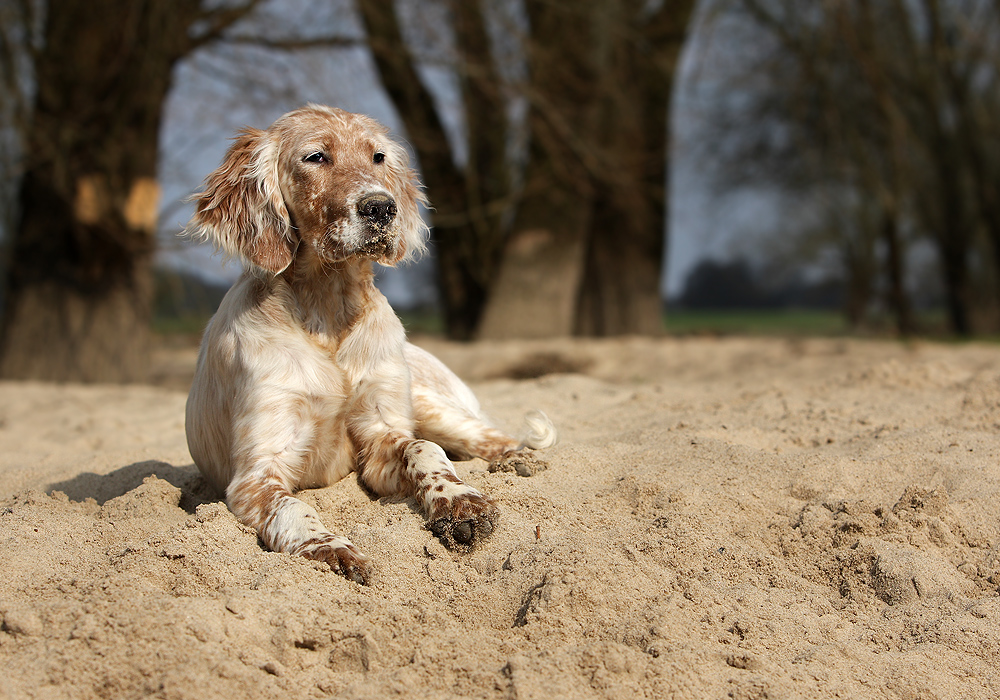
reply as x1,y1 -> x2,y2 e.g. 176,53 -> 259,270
185,105 -> 555,584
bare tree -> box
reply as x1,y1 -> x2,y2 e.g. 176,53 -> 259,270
1,0 -> 696,377
358,0 -> 512,339
0,0 -> 263,382
575,1 -> 695,336
705,0 -> 1000,335
478,0 -> 696,338
0,0 -> 374,382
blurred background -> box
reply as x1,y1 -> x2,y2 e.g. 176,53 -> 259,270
1,0 -> 998,383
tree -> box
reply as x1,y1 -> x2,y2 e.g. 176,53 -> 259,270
0,0 -> 261,382
478,0 -> 697,338
574,2 -> 695,336
1,0 -> 696,380
704,0 -> 1000,335
360,0 -> 696,340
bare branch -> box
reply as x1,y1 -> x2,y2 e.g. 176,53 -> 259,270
220,33 -> 363,50
187,0 -> 264,51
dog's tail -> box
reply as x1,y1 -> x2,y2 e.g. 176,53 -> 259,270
517,410 -> 558,450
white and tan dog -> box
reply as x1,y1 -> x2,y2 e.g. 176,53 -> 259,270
184,105 -> 555,584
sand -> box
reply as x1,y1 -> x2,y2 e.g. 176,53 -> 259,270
1,335 -> 999,699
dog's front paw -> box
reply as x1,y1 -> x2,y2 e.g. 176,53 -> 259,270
489,449 -> 548,477
299,540 -> 372,585
428,492 -> 499,552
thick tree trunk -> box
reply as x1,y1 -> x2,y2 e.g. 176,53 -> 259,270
575,1 -> 694,336
477,0 -> 600,339
575,208 -> 665,337
479,0 -> 693,339
0,172 -> 157,381
0,0 -> 202,382
475,197 -> 591,338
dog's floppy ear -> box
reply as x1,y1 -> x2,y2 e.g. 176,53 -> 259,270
187,128 -> 296,274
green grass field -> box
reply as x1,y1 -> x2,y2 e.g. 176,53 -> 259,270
153,306 -> 969,343
663,309 -> 849,336
661,308 -> 973,338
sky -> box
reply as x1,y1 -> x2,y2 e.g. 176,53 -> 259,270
155,0 -> 751,306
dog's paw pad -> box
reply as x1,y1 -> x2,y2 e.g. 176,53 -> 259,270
489,450 -> 548,477
453,520 -> 474,545
430,514 -> 496,551
301,542 -> 372,585
429,494 -> 498,552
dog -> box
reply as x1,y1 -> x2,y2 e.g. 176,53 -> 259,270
184,105 -> 556,584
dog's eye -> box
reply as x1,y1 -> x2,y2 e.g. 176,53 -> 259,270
303,152 -> 328,164
373,152 -> 385,164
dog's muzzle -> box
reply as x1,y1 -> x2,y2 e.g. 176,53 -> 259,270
355,193 -> 398,258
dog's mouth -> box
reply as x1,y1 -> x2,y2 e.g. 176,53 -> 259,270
355,226 -> 396,260
317,220 -> 397,262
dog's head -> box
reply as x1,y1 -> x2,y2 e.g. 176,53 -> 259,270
188,104 -> 428,274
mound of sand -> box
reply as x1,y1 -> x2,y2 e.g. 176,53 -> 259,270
2,336 -> 999,699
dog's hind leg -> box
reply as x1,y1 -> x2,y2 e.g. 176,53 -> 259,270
404,343 -> 557,464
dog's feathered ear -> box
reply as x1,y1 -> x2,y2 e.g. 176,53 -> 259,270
186,128 -> 295,274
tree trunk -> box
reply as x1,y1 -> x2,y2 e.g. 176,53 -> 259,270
575,1 -> 694,336
0,171 -> 158,381
358,0 -> 511,339
478,0 -> 693,339
880,211 -> 913,335
939,237 -> 971,336
0,0 -> 203,382
926,135 -> 972,336
843,237 -> 874,330
477,0 -> 601,339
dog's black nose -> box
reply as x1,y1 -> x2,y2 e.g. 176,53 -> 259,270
357,193 -> 397,229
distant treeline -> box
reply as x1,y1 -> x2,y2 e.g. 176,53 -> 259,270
153,268 -> 229,325
673,258 -> 849,311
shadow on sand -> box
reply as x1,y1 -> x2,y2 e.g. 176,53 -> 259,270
48,460 -> 219,514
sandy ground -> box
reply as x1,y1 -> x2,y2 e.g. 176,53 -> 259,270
2,335 -> 999,699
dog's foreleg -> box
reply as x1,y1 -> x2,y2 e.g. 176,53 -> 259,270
357,429 -> 498,551
226,469 -> 371,584
227,403 -> 371,583
404,440 -> 498,550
